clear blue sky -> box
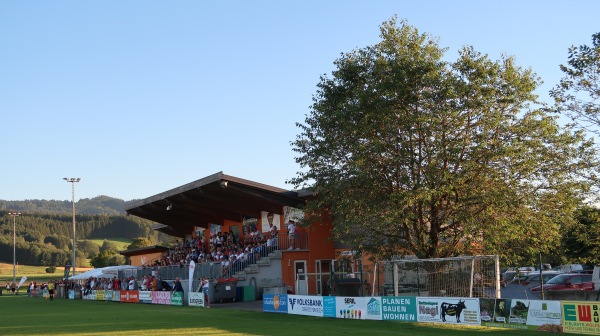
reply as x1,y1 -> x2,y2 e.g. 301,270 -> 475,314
1,1 -> 598,202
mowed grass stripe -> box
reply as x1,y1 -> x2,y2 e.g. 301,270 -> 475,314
0,295 -> 549,336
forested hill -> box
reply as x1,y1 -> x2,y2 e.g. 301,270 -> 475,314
0,196 -> 168,267
0,196 -> 134,215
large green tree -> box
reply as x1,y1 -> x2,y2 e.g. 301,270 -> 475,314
291,18 -> 596,264
550,33 -> 600,136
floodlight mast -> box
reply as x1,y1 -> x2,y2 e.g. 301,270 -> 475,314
63,177 -> 81,277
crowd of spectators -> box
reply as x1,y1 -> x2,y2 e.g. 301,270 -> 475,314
81,274 -> 175,296
146,226 -> 279,277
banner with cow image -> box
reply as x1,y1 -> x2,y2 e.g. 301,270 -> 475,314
416,297 -> 480,325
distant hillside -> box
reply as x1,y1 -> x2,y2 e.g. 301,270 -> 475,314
0,196 -> 136,215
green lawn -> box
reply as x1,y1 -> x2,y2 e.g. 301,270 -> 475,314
0,295 -> 573,336
87,238 -> 132,251
0,263 -> 94,285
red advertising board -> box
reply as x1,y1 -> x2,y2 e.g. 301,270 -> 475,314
120,290 -> 139,303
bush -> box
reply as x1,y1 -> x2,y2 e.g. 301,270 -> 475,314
45,266 -> 56,273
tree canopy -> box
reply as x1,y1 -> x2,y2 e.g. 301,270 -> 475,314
550,32 -> 600,136
291,18 -> 596,264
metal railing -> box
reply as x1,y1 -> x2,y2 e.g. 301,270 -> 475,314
132,232 -> 309,282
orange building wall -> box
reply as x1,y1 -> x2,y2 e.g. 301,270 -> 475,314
281,215 -> 335,294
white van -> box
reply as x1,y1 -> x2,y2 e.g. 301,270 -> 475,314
554,264 -> 584,273
592,266 -> 600,290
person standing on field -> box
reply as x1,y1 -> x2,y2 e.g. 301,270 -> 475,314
47,281 -> 55,301
202,278 -> 211,308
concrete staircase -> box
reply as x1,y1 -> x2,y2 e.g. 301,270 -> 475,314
233,250 -> 282,281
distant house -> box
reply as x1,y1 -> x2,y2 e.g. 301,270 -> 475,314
119,245 -> 170,267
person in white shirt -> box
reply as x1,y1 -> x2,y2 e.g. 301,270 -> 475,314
202,278 -> 211,308
287,221 -> 296,250
128,277 -> 135,290
141,275 -> 148,291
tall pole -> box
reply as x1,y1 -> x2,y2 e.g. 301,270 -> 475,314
64,177 -> 81,277
8,212 -> 21,285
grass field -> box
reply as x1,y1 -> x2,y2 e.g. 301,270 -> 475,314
0,238 -> 130,285
0,263 -> 94,285
87,238 -> 131,251
0,295 -> 565,336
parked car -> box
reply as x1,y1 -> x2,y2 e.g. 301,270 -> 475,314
503,267 -> 536,284
509,271 -> 560,286
530,273 -> 594,292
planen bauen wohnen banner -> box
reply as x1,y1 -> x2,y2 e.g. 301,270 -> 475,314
381,296 -> 417,321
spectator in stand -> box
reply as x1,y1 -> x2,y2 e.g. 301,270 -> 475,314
112,276 -> 120,290
141,275 -> 148,291
151,276 -> 158,291
287,221 -> 296,250
127,277 -> 134,290
172,277 -> 184,294
157,274 -> 164,291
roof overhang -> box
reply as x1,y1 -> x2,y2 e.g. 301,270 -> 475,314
125,172 -> 305,237
119,245 -> 170,257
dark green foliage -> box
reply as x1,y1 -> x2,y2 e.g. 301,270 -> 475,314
44,235 -> 70,250
0,196 -> 157,266
127,237 -> 154,250
45,266 -> 56,273
0,195 -> 131,215
78,240 -> 100,258
99,240 -> 118,253
291,17 -> 595,263
90,250 -> 125,268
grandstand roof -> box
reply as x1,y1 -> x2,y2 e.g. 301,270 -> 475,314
124,172 -> 305,237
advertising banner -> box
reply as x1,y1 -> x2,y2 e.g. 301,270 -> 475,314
562,301 -> 600,335
417,297 -> 480,325
188,292 -> 205,307
120,290 -> 139,303
381,296 -> 417,321
68,289 -> 74,300
323,296 -> 336,318
104,289 -> 113,301
480,299 -> 562,331
96,290 -> 105,301
86,291 -> 96,300
112,290 -> 120,302
334,297 -> 368,320
263,294 -> 288,313
287,295 -> 324,317
171,291 -> 183,306
152,291 -> 172,305
17,276 -> 27,289
139,291 -> 152,304
188,261 -> 195,294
